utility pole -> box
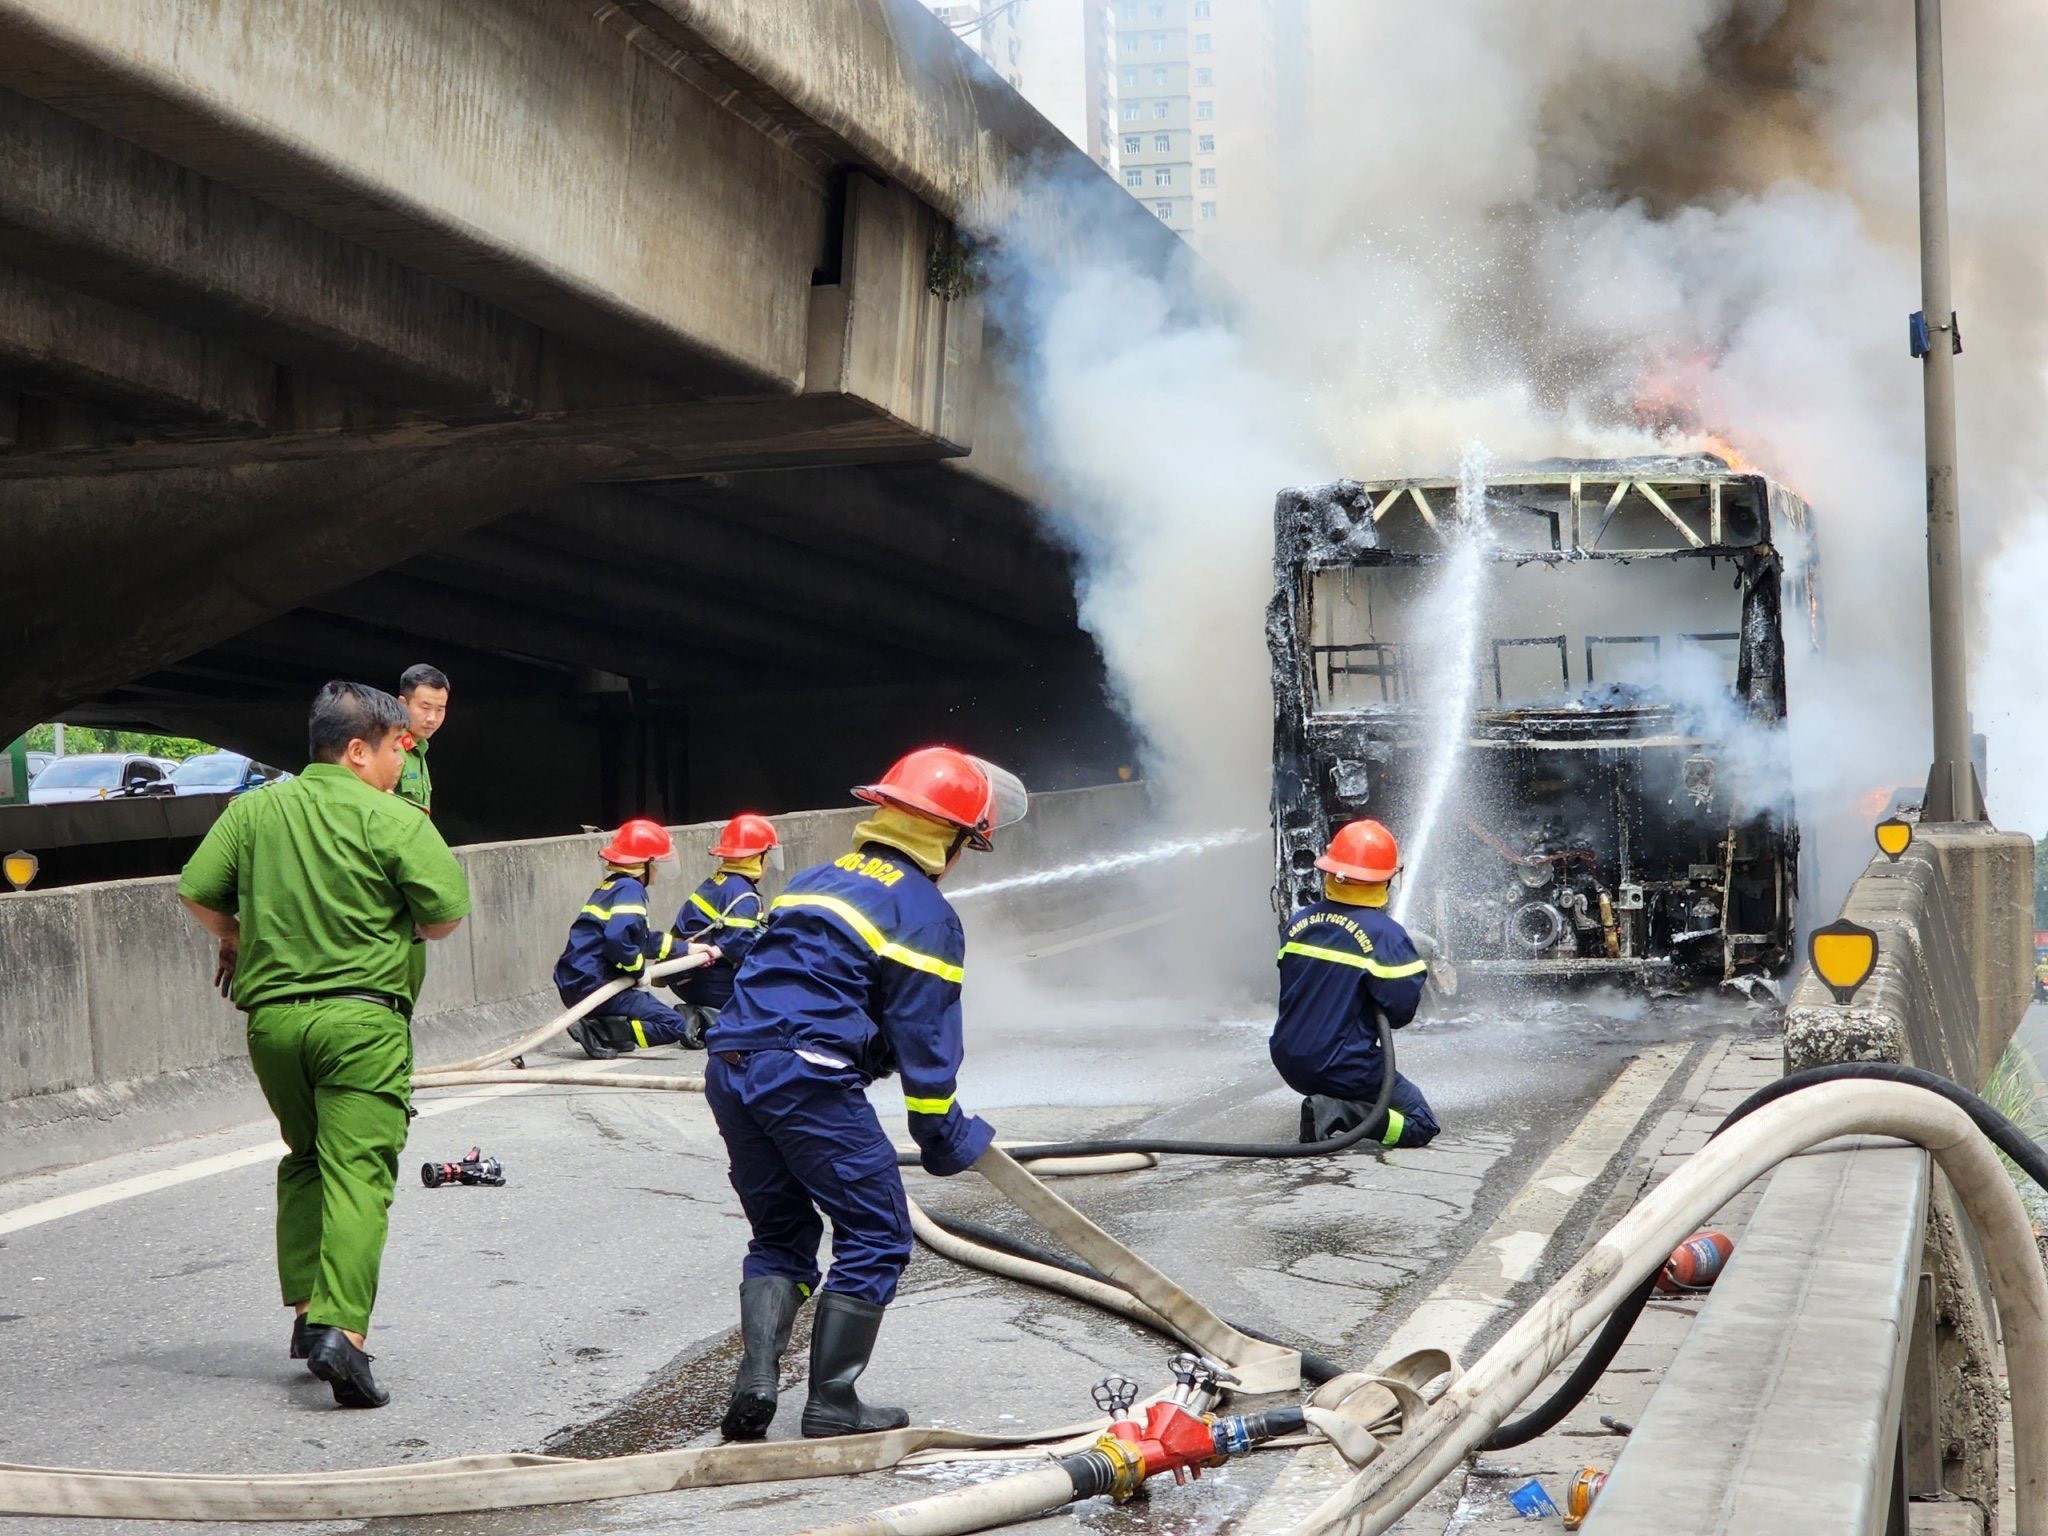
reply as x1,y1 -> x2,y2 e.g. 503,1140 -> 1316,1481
1913,0 -> 1986,821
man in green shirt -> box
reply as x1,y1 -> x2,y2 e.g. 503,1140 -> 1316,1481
395,663 -> 448,814
178,681 -> 471,1409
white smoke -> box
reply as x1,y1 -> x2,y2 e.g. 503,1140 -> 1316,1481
982,0 -> 2048,904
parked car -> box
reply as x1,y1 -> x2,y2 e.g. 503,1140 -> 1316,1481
27,753 -> 177,804
169,753 -> 288,797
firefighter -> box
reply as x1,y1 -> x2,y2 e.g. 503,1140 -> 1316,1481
706,747 -> 1026,1442
556,820 -> 706,1058
667,813 -> 779,1048
1270,818 -> 1440,1149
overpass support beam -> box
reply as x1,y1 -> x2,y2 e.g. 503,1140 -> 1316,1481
0,265 -> 274,432
0,87 -> 538,418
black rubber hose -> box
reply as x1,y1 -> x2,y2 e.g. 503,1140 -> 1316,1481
897,1018 -> 1399,1166
1481,1059 -> 2047,1450
917,1206 -> 1347,1385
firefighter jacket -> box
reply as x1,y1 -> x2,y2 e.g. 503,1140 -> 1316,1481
1269,898 -> 1428,1092
670,871 -> 764,1009
552,871 -> 675,999
708,842 -> 993,1175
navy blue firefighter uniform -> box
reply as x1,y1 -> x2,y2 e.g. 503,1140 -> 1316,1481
707,746 -> 1025,1443
671,870 -> 764,1020
1270,896 -> 1439,1148
553,820 -> 694,1057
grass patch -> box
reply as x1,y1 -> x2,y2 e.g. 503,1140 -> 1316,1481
1982,1043 -> 2048,1229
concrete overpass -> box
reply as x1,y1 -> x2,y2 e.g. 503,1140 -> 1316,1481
0,0 -> 1177,840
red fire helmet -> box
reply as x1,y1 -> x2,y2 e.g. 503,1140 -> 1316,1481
711,812 -> 779,859
1316,819 -> 1400,883
600,818 -> 676,865
853,746 -> 1028,851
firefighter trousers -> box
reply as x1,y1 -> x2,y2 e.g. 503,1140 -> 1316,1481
705,1049 -> 912,1306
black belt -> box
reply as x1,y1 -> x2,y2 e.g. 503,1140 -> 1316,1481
278,989 -> 413,1020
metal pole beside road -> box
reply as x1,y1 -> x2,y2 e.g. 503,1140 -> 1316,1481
1914,0 -> 1986,822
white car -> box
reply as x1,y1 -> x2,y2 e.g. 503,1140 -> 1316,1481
27,753 -> 177,804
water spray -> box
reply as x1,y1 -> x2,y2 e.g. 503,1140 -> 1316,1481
1395,442 -> 1494,924
947,828 -> 1261,903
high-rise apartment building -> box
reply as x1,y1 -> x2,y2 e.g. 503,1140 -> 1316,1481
924,1 -> 1121,172
1110,0 -> 1307,264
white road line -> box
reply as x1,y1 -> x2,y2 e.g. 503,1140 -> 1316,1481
0,1081 -> 551,1238
1238,1040 -> 1697,1536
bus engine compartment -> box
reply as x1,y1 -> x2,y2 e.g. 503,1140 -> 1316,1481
1268,456 -> 1819,987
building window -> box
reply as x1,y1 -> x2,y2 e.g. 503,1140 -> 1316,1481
1197,132 -> 1215,152
1150,0 -> 1165,14
1195,67 -> 1212,86
1122,67 -> 1137,86
1154,167 -> 1172,185
1193,32 -> 1213,52
1150,32 -> 1166,52
1154,100 -> 1170,118
1124,168 -> 1145,187
1154,132 -> 1170,150
1155,201 -> 1174,220
1119,0 -> 1137,16
1123,103 -> 1141,120
1120,35 -> 1137,54
1124,134 -> 1141,153
1151,65 -> 1168,85
1194,0 -> 1211,14
1199,167 -> 1216,185
1199,201 -> 1217,219
1196,99 -> 1214,119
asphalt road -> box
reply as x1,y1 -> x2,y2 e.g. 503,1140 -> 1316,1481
0,846 -> 1760,1536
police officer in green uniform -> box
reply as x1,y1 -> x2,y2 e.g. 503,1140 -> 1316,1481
395,663 -> 447,814
178,681 -> 471,1409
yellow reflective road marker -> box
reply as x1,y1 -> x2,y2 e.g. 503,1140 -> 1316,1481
3,849 -> 37,890
1875,817 -> 1913,861
1810,918 -> 1879,1004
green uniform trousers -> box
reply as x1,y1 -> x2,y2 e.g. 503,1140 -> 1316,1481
246,999 -> 413,1336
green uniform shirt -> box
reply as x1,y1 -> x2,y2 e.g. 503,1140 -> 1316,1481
396,736 -> 432,813
177,762 -> 471,1010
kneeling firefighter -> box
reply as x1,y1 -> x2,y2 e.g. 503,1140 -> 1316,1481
554,820 -> 705,1058
666,812 -> 779,1047
705,747 -> 1026,1441
1270,818 -> 1440,1149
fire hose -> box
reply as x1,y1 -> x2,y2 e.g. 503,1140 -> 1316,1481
794,1078 -> 2048,1536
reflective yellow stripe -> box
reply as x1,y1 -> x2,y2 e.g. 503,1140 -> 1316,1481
1277,941 -> 1427,980
691,892 -> 763,929
582,902 -> 648,920
1279,941 -> 1368,970
630,1019 -> 650,1050
772,893 -> 965,983
1381,1109 -> 1406,1147
619,954 -> 644,973
654,932 -> 674,962
904,1093 -> 957,1115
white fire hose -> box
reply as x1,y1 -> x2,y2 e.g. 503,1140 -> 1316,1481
4,1053 -> 2042,1532
420,950 -> 715,1078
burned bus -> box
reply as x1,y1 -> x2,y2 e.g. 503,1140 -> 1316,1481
1269,456 -> 1820,987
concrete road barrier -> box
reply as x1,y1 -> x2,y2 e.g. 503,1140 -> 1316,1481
0,782 -> 1153,1179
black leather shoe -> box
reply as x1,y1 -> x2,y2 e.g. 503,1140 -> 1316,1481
566,1018 -> 620,1060
290,1314 -> 310,1361
304,1326 -> 391,1408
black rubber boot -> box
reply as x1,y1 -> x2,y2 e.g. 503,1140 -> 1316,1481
567,1017 -> 633,1059
290,1313 -> 310,1361
800,1293 -> 908,1438
304,1326 -> 391,1408
719,1276 -> 804,1440
1300,1094 -> 1373,1143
